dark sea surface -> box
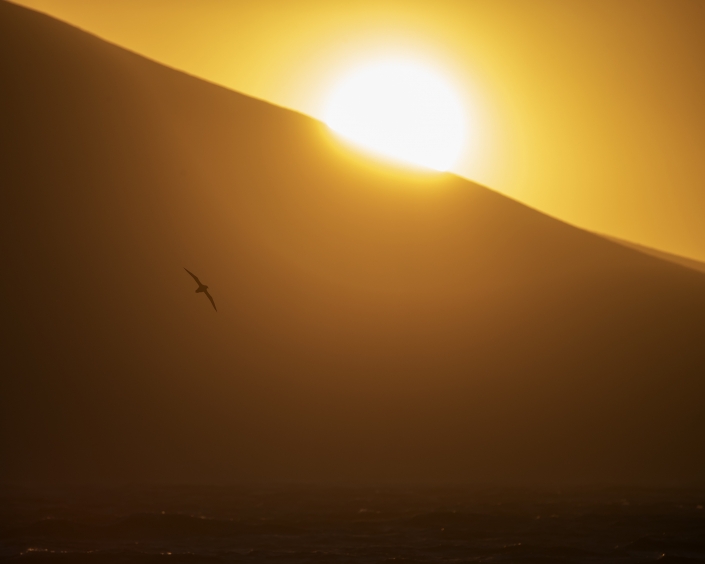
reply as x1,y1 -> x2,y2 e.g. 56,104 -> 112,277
1,485 -> 703,563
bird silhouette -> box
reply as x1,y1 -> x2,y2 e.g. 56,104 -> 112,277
184,268 -> 217,311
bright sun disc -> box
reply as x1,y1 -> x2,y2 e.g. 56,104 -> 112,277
324,60 -> 465,171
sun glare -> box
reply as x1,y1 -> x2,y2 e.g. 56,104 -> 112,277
324,60 -> 466,172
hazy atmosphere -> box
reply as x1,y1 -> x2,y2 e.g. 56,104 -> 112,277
1,1 -> 704,562
2,0 -> 704,485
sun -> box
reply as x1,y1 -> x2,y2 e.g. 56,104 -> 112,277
324,60 -> 466,172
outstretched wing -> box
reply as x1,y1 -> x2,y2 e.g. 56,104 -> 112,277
184,268 -> 201,286
204,290 -> 217,312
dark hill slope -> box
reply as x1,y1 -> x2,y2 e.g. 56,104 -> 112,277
1,1 -> 704,484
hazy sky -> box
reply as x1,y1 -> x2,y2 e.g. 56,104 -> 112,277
11,0 -> 705,261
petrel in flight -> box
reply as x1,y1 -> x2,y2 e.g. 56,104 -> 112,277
184,268 -> 217,311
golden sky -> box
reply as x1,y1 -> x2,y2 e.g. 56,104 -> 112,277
12,0 -> 705,261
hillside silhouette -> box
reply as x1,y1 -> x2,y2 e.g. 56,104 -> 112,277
1,0 -> 704,485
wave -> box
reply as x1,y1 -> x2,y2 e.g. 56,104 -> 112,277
5,513 -> 305,541
3,486 -> 704,563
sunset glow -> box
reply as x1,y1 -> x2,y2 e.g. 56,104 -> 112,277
3,2 -> 705,560
324,61 -> 465,171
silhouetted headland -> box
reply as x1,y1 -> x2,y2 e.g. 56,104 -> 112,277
1,0 -> 704,486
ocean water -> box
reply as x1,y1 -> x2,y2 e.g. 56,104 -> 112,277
1,485 -> 703,563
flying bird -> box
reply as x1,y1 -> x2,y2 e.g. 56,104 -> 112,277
184,268 -> 217,311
